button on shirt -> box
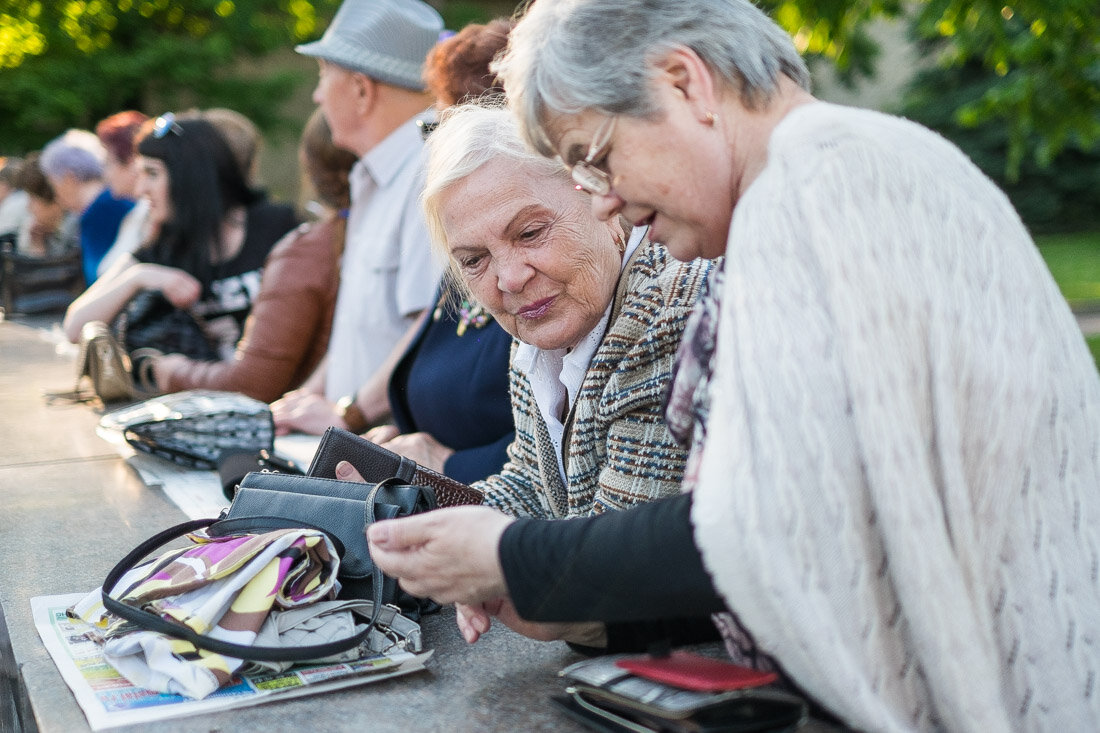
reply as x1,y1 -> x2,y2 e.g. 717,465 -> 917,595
324,113 -> 443,401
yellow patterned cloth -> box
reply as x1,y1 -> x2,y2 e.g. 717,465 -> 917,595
72,528 -> 339,699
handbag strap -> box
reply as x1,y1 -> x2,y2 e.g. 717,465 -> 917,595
100,514 -> 388,663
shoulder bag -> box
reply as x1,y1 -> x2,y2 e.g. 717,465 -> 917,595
99,470 -> 437,663
112,289 -> 219,362
99,389 -> 274,469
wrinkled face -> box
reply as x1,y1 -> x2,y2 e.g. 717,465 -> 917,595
312,60 -> 362,154
549,105 -> 735,262
102,152 -> 141,200
135,156 -> 171,227
439,157 -> 624,351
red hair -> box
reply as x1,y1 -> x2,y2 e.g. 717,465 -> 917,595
423,18 -> 515,107
95,110 -> 150,164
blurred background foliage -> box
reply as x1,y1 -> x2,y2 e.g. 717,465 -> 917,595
0,0 -> 1096,231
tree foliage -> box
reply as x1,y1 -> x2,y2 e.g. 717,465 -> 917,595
0,0 -> 1096,177
0,0 -> 341,152
756,0 -> 1099,178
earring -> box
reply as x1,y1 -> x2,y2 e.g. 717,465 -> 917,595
705,111 -> 718,126
615,234 -> 626,255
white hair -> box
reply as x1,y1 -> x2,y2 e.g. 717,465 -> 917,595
39,129 -> 106,182
494,0 -> 811,157
421,102 -> 569,275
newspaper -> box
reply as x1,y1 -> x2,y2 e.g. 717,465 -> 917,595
32,593 -> 432,731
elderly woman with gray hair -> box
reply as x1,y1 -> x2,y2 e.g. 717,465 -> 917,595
366,0 -> 1100,730
393,103 -> 712,521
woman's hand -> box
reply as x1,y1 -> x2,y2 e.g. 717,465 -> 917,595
363,424 -> 400,444
150,352 -> 190,390
270,389 -> 340,436
380,432 -> 454,473
132,264 -> 201,308
367,506 -> 514,605
456,599 -> 608,647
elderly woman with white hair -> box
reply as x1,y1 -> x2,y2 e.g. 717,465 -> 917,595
40,128 -> 134,285
366,0 -> 1100,730
375,103 -> 713,524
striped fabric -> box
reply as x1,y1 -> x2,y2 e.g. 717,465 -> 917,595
478,240 -> 714,518
73,528 -> 339,699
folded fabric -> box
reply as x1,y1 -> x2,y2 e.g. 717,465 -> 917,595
72,528 -> 338,699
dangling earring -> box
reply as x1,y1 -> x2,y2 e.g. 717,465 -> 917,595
615,234 -> 626,255
705,111 -> 718,126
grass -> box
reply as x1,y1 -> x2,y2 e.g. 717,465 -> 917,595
1035,231 -> 1100,309
1089,335 -> 1100,366
1035,231 -> 1100,369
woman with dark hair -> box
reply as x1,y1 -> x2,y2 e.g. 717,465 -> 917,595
146,109 -> 352,402
62,114 -> 298,365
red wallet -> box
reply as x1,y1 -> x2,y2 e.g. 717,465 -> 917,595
615,651 -> 777,692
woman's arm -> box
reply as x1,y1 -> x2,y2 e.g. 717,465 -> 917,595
502,493 -> 725,622
367,494 -> 725,640
62,256 -> 199,343
153,226 -> 338,401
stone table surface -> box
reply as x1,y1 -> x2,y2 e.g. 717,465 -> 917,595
0,317 -> 589,732
0,315 -> 842,733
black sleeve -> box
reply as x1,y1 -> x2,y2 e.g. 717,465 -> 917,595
500,493 -> 726,623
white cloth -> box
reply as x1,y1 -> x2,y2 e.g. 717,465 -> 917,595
324,112 -> 443,401
513,229 -> 642,485
691,102 -> 1100,732
97,197 -> 149,276
0,188 -> 29,236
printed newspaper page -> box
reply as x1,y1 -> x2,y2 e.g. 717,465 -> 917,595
32,593 -> 432,731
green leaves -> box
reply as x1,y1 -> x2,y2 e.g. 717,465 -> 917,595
0,0 -> 341,151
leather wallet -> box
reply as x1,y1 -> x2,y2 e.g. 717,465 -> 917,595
307,426 -> 485,508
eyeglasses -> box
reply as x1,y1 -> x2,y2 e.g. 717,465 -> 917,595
152,112 -> 183,139
570,116 -> 616,196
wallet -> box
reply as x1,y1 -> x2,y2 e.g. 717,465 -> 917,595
555,654 -> 806,733
306,426 -> 485,508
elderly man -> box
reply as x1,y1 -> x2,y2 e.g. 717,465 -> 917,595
272,0 -> 444,433
40,129 -> 134,285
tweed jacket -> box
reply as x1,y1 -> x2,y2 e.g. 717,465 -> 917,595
477,240 -> 713,518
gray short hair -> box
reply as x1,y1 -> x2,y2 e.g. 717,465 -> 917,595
494,0 -> 811,157
422,102 -> 569,283
39,129 -> 106,182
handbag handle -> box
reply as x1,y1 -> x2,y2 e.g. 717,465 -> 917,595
100,500 -> 389,663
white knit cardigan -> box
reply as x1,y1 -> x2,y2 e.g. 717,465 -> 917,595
691,103 -> 1100,732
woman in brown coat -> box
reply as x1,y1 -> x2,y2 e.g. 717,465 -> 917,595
150,109 -> 355,401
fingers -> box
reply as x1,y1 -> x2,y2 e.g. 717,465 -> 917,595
335,461 -> 366,482
455,602 -> 491,643
364,424 -> 399,443
367,512 -> 436,552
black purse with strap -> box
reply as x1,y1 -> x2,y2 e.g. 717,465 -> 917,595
100,472 -> 437,663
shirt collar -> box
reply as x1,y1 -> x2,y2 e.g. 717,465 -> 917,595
360,109 -> 435,188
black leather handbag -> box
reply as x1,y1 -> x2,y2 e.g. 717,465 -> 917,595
112,289 -> 219,361
100,471 -> 437,663
99,390 -> 275,469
